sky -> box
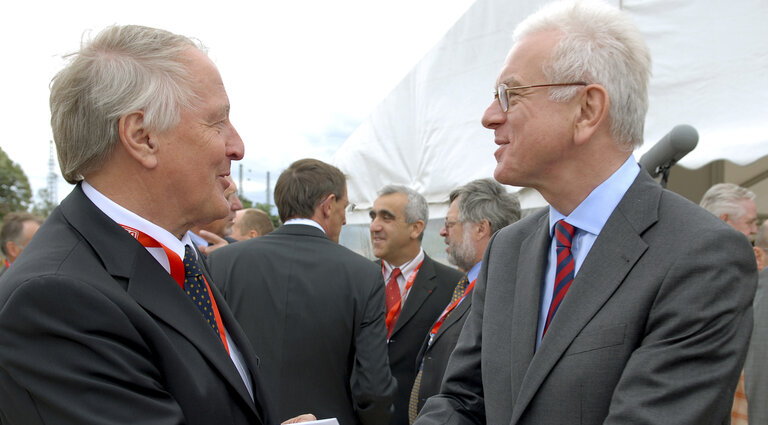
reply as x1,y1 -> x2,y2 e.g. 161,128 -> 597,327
0,0 -> 476,207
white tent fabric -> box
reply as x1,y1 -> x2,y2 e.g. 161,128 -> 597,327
332,0 -> 768,222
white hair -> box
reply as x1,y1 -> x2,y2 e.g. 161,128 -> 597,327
50,25 -> 204,183
699,183 -> 756,220
513,0 -> 651,149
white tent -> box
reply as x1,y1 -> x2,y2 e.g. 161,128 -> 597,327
332,0 -> 768,227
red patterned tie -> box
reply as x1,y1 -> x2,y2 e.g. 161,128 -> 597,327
543,220 -> 576,335
385,268 -> 402,336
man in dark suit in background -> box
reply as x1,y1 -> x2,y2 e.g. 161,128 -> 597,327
0,212 -> 42,278
407,178 -> 520,422
369,185 -> 462,425
210,158 -> 397,425
414,1 -> 755,424
0,24 -> 306,425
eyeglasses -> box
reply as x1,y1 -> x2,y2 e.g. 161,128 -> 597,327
495,82 -> 587,112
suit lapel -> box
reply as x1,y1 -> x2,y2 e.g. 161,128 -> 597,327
510,173 -> 660,423
391,256 -> 438,337
62,186 -> 259,419
508,212 -> 550,408
433,292 -> 471,342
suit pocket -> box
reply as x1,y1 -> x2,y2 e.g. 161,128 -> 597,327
566,324 -> 626,356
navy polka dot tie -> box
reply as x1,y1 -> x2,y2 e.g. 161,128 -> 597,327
183,245 -> 219,334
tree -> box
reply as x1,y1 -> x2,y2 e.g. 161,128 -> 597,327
32,188 -> 58,218
238,194 -> 253,209
0,146 -> 33,221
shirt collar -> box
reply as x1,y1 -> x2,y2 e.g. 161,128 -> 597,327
82,180 -> 194,262
467,261 -> 482,283
383,247 -> 425,278
283,218 -> 326,234
549,155 -> 640,237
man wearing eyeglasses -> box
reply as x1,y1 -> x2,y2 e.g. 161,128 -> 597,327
407,179 -> 520,423
414,1 -> 756,424
209,158 -> 397,425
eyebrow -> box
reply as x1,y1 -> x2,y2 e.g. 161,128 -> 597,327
207,104 -> 230,122
498,77 -> 524,87
371,208 -> 396,218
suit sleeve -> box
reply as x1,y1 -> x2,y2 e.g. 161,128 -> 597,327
0,276 -> 185,425
413,236 -> 498,424
350,268 -> 397,425
604,226 -> 757,424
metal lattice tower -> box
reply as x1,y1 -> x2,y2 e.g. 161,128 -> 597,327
46,140 -> 58,205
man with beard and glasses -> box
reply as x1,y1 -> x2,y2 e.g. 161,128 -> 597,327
407,178 -> 520,423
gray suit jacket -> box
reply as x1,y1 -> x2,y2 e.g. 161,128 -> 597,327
0,184 -> 271,425
209,224 -> 396,425
745,267 -> 768,423
415,172 -> 756,425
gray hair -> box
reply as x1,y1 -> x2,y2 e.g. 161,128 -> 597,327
699,183 -> 756,220
378,185 -> 428,240
50,25 -> 203,183
449,178 -> 521,234
513,0 -> 651,150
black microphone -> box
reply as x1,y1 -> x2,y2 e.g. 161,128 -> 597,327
639,124 -> 699,178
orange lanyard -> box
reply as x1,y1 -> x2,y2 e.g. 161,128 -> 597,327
429,279 -> 476,342
2,259 -> 9,269
384,260 -> 424,333
120,224 -> 229,352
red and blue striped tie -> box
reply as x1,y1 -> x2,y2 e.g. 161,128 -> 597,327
544,220 -> 576,335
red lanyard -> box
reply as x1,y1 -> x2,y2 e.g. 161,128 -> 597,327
2,259 -> 9,269
384,260 -> 424,333
429,279 -> 476,338
120,224 -> 229,352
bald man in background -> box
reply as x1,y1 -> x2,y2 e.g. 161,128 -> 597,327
231,208 -> 275,241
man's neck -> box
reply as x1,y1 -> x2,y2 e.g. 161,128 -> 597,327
540,152 -> 631,215
385,243 -> 422,267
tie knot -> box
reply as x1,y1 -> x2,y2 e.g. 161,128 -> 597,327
554,220 -> 576,249
390,267 -> 402,281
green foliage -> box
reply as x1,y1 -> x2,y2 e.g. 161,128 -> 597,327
0,146 -> 33,220
32,188 -> 58,218
255,202 -> 281,229
238,194 -> 253,209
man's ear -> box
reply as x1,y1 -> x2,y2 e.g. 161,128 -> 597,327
322,194 -> 336,218
118,111 -> 158,169
475,219 -> 491,240
573,84 -> 610,146
410,220 -> 425,240
5,241 -> 21,260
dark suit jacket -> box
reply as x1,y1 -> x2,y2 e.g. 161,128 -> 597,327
415,172 -> 757,425
411,276 -> 472,414
209,224 -> 397,425
0,184 -> 272,425
384,254 -> 461,425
